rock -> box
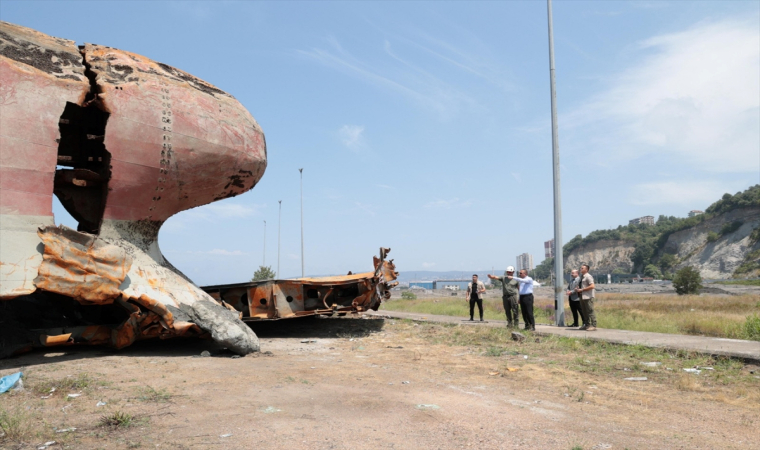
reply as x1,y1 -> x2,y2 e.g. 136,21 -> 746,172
181,300 -> 260,355
511,332 -> 525,342
200,351 -> 211,357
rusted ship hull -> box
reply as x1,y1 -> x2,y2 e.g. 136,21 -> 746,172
0,21 -> 265,356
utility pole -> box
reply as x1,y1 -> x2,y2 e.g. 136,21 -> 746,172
262,220 -> 266,266
277,200 -> 282,278
299,168 -> 304,278
547,0 -> 565,327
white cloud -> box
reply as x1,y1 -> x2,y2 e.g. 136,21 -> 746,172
422,262 -> 436,268
629,180 -> 749,206
566,19 -> 760,173
510,172 -> 522,183
355,201 -> 376,216
207,249 -> 245,256
338,125 -> 366,149
424,198 -> 472,209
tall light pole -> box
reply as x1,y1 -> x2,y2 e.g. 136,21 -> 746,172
299,168 -> 304,278
547,0 -> 565,327
262,220 -> 266,266
277,200 -> 282,278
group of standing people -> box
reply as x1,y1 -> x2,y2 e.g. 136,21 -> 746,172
464,264 -> 597,331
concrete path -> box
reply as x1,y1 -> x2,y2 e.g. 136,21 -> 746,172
367,310 -> 760,362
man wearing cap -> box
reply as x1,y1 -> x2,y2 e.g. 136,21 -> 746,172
466,274 -> 486,321
488,267 -> 520,328
509,269 -> 536,331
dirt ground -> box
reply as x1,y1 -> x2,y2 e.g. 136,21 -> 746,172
1,317 -> 759,450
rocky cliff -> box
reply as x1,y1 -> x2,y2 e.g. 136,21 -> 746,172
564,206 -> 760,279
662,206 -> 760,279
564,240 -> 636,274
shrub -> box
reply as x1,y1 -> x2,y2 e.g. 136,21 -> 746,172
750,226 -> 760,244
672,266 -> 702,295
401,291 -> 417,300
720,220 -> 743,236
744,314 -> 760,341
251,265 -> 276,281
644,264 -> 663,279
706,231 -> 719,243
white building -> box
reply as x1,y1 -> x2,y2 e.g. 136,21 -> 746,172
516,253 -> 534,272
629,216 -> 655,226
688,210 -> 704,218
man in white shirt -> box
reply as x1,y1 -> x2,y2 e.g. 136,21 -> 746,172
466,274 -> 486,321
509,269 -> 535,331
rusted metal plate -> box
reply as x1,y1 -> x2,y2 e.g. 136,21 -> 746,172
202,248 -> 399,321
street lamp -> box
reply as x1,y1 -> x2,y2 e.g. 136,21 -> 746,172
547,0 -> 565,326
277,200 -> 282,278
299,168 -> 304,278
262,220 -> 266,266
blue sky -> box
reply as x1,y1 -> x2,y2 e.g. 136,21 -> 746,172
3,1 -> 759,284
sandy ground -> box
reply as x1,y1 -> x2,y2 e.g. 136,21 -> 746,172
1,317 -> 759,450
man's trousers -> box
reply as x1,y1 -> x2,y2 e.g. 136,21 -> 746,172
503,295 -> 519,326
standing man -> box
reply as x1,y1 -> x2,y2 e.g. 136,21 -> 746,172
466,274 -> 486,321
565,269 -> 584,328
575,264 -> 597,331
509,269 -> 535,331
488,266 -> 520,328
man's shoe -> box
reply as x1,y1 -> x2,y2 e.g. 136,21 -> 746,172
579,325 -> 588,330
469,318 -> 474,321
586,326 -> 597,331
566,323 -> 578,327
506,322 -> 513,328
480,318 -> 484,322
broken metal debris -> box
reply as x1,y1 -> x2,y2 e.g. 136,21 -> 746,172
0,21 -> 264,357
202,248 -> 399,321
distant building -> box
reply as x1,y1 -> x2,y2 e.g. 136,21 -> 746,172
516,253 -> 534,272
629,215 -> 655,226
409,281 -> 434,290
544,239 -> 554,259
688,210 -> 704,218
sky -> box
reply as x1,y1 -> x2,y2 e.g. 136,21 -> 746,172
2,1 -> 759,284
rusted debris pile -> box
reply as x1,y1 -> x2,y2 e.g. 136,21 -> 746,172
203,248 -> 399,321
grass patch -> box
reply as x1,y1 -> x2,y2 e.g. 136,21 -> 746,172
136,386 -> 172,403
0,405 -> 34,441
98,411 -> 136,428
383,293 -> 760,339
32,372 -> 94,395
387,320 -> 759,406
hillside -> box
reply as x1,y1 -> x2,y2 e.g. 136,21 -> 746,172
556,185 -> 760,279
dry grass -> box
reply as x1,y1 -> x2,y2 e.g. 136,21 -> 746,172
386,319 -> 760,408
383,293 -> 760,340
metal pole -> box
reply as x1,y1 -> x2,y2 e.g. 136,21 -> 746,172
299,168 -> 304,278
547,0 -> 565,327
277,200 -> 282,278
262,220 -> 266,266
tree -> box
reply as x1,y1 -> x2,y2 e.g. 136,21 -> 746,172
401,291 -> 417,300
672,266 -> 702,295
251,265 -> 276,281
643,264 -> 662,279
658,253 -> 677,273
490,277 -> 503,289
531,257 -> 553,281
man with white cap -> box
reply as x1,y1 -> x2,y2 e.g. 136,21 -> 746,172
488,266 -> 520,328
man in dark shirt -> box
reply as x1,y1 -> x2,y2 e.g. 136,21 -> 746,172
488,266 -> 520,328
466,274 -> 486,321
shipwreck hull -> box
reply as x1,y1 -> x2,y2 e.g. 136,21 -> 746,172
0,21 -> 265,356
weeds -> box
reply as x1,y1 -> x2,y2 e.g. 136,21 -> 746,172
32,373 -> 93,395
0,405 -> 34,441
136,386 -> 172,403
98,411 -> 135,428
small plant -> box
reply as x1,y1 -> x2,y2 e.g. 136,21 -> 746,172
401,291 -> 417,300
33,372 -> 93,395
706,231 -> 719,243
137,386 -> 171,403
720,220 -> 743,236
251,265 -> 276,281
672,266 -> 702,295
744,314 -> 760,341
750,226 -> 760,244
98,411 -> 134,428
0,406 -> 33,441
484,347 -> 503,357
